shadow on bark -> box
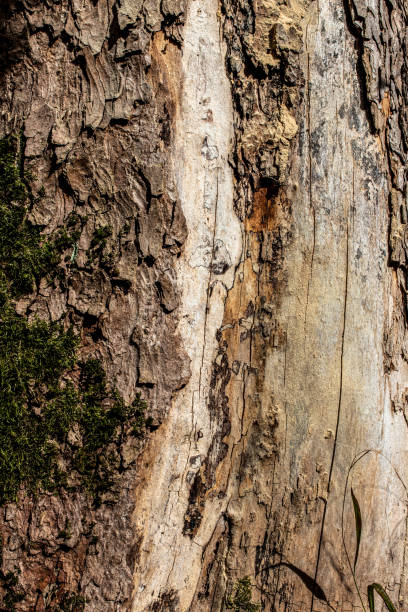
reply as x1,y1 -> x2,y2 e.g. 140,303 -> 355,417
0,1 -> 29,71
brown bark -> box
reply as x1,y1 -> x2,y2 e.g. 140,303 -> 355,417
0,1 -> 188,609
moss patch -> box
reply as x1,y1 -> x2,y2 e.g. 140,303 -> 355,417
0,135 -> 62,297
0,133 -> 146,505
86,224 -> 116,272
226,576 -> 261,612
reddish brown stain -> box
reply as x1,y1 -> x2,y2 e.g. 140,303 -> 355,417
149,32 -> 182,130
246,187 -> 292,232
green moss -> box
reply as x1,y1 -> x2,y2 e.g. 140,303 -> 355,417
71,358 -> 146,497
91,225 -> 112,249
0,302 -> 79,503
0,133 -> 146,506
226,577 -> 261,612
0,307 -> 145,504
0,136 -> 62,297
86,225 -> 115,271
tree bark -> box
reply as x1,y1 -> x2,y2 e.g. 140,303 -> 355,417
1,0 -> 408,611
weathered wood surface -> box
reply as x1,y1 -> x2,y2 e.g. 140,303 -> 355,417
1,0 -> 408,610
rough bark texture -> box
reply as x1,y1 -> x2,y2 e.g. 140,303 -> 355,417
1,0 -> 408,611
0,1 -> 188,609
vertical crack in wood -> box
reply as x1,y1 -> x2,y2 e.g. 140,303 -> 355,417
311,213 -> 350,611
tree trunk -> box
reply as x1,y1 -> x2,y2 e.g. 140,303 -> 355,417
1,0 -> 408,610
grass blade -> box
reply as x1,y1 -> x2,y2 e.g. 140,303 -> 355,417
368,584 -> 375,612
276,562 -> 329,602
351,488 -> 362,570
367,583 -> 396,612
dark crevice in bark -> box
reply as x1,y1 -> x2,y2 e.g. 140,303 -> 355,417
343,0 -> 408,381
342,0 -> 377,135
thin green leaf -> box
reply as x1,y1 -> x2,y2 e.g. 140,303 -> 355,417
351,487 -> 362,570
367,583 -> 396,612
368,583 -> 375,612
